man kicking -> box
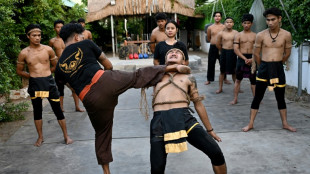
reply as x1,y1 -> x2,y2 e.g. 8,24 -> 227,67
17,24 -> 73,146
215,17 -> 238,94
230,14 -> 256,105
150,48 -> 226,174
242,7 -> 296,132
49,19 -> 84,112
54,23 -> 191,174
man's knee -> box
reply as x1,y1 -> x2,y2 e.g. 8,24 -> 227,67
209,147 -> 226,166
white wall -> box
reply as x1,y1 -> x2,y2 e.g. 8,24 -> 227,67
199,31 -> 210,54
285,45 -> 310,94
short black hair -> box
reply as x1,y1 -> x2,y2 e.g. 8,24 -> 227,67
78,18 -> 85,23
263,7 -> 282,17
25,24 -> 41,35
165,20 -> 179,29
242,14 -> 254,23
59,23 -> 85,43
225,17 -> 234,22
54,19 -> 64,27
213,11 -> 222,17
70,20 -> 78,24
155,13 -> 167,21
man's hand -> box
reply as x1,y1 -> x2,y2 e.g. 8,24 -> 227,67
245,58 -> 252,65
176,65 -> 191,74
208,131 -> 222,142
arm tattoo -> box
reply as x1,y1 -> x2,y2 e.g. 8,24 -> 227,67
188,75 -> 197,89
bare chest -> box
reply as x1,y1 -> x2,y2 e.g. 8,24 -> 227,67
156,75 -> 189,93
262,34 -> 286,48
155,31 -> 168,43
25,49 -> 50,66
222,32 -> 235,42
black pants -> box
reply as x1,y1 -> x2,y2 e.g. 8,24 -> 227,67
207,45 -> 220,81
150,125 -> 225,174
31,98 -> 64,120
251,81 -> 286,110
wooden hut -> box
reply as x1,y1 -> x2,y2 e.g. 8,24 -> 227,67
87,0 -> 200,57
87,0 -> 198,22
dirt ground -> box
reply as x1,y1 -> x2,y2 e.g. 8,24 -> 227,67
0,97 -> 33,143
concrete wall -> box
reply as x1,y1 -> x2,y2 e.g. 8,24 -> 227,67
285,45 -> 310,94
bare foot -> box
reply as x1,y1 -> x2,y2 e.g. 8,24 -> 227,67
34,138 -> 44,147
229,99 -> 238,105
177,65 -> 191,74
242,125 -> 253,132
239,89 -> 244,93
205,81 -> 211,85
65,137 -> 73,145
283,125 -> 297,132
76,107 -> 85,112
224,79 -> 231,84
216,89 -> 222,94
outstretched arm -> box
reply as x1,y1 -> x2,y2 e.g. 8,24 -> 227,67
189,75 -> 221,142
165,64 -> 191,74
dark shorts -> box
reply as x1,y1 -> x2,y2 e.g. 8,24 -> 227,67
256,61 -> 286,87
220,49 -> 237,74
151,108 -> 199,143
236,54 -> 256,85
28,75 -> 60,99
82,66 -> 166,165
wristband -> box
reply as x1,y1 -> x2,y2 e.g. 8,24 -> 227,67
207,128 -> 214,132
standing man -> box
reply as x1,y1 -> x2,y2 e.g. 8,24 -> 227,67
49,19 -> 84,112
230,14 -> 256,105
150,13 -> 168,53
78,18 -> 92,40
55,23 -> 191,174
16,24 -> 73,146
242,7 -> 296,132
205,12 -> 230,85
151,48 -> 226,174
215,17 -> 238,94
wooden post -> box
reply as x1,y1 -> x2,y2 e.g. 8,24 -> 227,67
111,15 -> 115,57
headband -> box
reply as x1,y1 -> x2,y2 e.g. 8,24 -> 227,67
165,48 -> 185,61
27,28 -> 41,35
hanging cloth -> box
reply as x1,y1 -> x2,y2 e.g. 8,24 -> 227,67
249,0 -> 266,33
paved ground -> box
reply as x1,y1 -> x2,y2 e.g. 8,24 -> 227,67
1,51 -> 310,174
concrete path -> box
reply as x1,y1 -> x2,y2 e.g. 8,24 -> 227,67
1,51 -> 310,174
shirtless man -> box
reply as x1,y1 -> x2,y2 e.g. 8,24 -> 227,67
49,19 -> 84,112
55,23 -> 190,174
242,7 -> 296,132
150,13 -> 168,53
78,18 -> 92,40
230,14 -> 256,105
205,12 -> 230,85
16,24 -> 73,146
216,17 -> 238,94
151,48 -> 226,174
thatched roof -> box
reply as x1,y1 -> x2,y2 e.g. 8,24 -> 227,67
87,0 -> 200,22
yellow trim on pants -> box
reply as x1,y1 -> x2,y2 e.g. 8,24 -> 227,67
164,130 -> 187,141
165,142 -> 188,153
